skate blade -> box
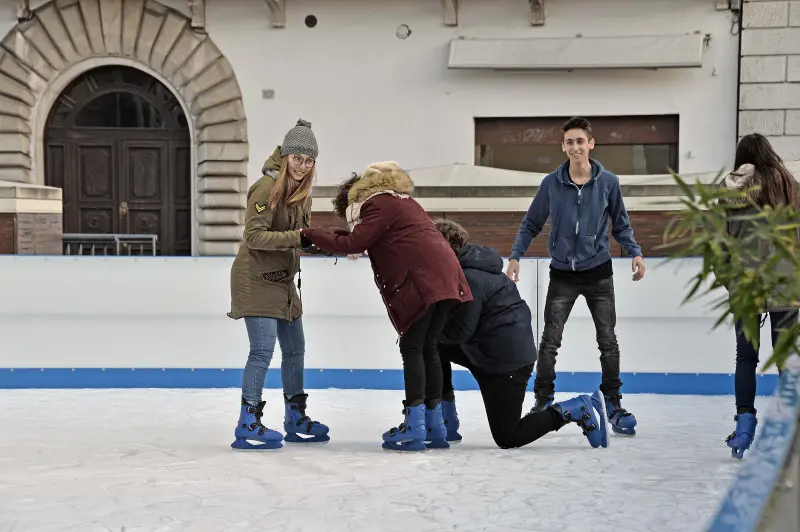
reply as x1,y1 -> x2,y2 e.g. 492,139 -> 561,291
382,440 -> 426,452
611,426 -> 636,437
231,439 -> 283,452
424,440 -> 451,451
446,432 -> 463,444
284,434 -> 331,444
727,442 -> 747,460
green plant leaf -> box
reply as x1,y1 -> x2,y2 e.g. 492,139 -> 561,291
666,170 -> 800,371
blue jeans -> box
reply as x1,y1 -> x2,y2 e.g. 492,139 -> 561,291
734,309 -> 798,411
241,316 -> 305,404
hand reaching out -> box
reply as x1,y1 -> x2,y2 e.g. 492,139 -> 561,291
632,256 -> 646,281
506,259 -> 520,283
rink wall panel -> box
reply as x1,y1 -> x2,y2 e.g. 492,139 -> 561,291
0,256 -> 779,394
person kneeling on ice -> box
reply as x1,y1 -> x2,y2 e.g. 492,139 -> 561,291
300,162 -> 473,452
434,220 -> 608,449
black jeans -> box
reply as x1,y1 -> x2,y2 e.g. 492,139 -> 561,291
536,275 -> 621,399
399,300 -> 458,408
734,309 -> 799,412
439,344 -> 565,449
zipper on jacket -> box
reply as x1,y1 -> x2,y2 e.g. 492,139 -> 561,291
567,177 -> 598,271
566,181 -> 581,271
287,210 -> 297,320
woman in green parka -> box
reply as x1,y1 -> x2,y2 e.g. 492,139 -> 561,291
228,119 -> 330,451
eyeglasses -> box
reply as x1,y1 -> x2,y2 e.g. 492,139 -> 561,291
292,155 -> 316,167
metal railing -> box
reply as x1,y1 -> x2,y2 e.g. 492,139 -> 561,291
62,233 -> 159,256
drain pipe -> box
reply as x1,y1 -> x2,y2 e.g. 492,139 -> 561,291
732,3 -> 743,143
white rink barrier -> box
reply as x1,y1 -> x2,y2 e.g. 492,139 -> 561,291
0,256 -> 781,393
706,355 -> 800,532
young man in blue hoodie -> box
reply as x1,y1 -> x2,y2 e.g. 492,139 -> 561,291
505,116 -> 644,436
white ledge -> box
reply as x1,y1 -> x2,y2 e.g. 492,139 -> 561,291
403,163 -> 741,188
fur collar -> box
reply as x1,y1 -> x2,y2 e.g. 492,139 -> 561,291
720,163 -> 758,204
347,169 -> 414,205
344,169 -> 414,230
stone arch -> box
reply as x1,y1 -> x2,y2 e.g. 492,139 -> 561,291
0,0 -> 247,256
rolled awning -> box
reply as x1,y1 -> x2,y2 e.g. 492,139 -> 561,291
447,33 -> 707,70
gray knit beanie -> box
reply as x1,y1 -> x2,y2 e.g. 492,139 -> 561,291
280,118 -> 318,159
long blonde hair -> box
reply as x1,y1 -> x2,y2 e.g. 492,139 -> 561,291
268,156 -> 314,211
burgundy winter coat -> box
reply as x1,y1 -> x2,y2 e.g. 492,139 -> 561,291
302,168 -> 472,336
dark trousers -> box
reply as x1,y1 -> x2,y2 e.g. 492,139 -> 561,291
399,300 -> 457,408
734,309 -> 799,412
536,275 -> 622,398
439,344 -> 565,449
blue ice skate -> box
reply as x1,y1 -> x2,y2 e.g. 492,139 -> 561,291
605,394 -> 637,436
726,412 -> 757,460
424,403 -> 451,450
551,391 -> 608,449
441,400 -> 462,443
283,394 -> 330,444
590,391 -> 610,447
529,395 -> 554,413
382,403 -> 427,452
231,398 -> 283,451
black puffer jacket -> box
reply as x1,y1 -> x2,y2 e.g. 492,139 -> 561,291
440,243 -> 537,373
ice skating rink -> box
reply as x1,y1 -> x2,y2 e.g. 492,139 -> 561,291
0,389 -> 764,532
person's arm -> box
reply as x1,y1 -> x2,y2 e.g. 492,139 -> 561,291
242,180 -> 301,251
297,196 -> 337,256
440,273 -> 484,344
303,201 -> 387,254
509,175 -> 552,261
608,179 -> 643,258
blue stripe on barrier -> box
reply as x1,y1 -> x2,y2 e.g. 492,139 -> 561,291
0,368 -> 779,395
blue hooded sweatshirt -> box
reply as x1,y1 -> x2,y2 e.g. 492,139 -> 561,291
509,159 -> 642,271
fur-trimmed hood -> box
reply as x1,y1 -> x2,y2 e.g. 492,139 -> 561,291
720,163 -> 758,204
345,162 -> 414,231
347,165 -> 414,206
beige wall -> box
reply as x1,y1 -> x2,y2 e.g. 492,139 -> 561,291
0,0 -> 743,255
739,1 -> 800,160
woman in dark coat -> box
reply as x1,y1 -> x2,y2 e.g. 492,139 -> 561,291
718,133 -> 800,460
434,220 -> 609,450
301,162 -> 472,452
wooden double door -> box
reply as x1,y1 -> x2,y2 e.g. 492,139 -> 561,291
45,65 -> 192,256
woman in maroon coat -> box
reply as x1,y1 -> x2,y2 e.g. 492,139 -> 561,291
301,161 -> 472,452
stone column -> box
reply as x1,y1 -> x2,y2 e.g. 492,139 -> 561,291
0,181 -> 63,255
739,1 -> 800,160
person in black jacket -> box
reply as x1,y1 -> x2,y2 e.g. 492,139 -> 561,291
434,220 -> 609,450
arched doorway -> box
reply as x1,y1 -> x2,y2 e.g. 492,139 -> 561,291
44,65 -> 192,256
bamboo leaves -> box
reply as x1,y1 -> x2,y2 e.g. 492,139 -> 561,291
663,170 -> 800,371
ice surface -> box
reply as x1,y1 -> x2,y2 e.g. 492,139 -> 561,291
0,389 -> 766,532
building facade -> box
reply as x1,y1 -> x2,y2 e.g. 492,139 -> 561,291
0,0 -> 766,257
